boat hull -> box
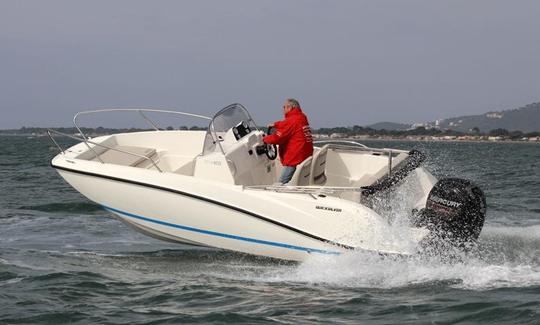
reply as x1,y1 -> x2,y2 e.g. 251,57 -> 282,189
54,166 -> 351,261
51,143 -> 432,261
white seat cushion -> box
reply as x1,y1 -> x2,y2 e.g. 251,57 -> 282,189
288,156 -> 313,186
91,145 -> 156,167
310,145 -> 329,185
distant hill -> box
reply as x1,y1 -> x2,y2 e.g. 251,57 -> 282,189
434,102 -> 540,133
366,122 -> 411,131
365,102 -> 540,133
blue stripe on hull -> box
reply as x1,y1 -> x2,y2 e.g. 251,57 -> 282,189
103,205 -> 341,256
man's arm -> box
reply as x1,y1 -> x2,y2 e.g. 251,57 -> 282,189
263,120 -> 293,145
263,133 -> 282,145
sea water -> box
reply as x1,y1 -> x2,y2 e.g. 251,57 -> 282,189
0,136 -> 539,324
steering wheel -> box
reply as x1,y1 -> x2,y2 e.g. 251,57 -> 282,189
265,127 -> 278,160
265,143 -> 277,160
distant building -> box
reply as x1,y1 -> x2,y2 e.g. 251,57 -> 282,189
410,122 -> 440,130
330,133 -> 347,139
312,133 -> 329,139
486,112 -> 504,119
352,135 -> 369,139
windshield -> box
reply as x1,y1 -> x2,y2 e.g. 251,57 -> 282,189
203,103 -> 259,155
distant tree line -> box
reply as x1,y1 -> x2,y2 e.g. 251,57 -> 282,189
1,125 -> 539,139
313,125 -> 539,138
0,126 -> 207,135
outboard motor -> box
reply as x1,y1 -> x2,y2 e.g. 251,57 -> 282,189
414,178 -> 486,248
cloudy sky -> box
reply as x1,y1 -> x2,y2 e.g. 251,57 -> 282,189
1,0 -> 539,129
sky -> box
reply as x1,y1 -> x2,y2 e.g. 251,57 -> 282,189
1,0 -> 539,129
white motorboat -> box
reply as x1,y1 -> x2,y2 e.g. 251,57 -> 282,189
48,103 -> 486,261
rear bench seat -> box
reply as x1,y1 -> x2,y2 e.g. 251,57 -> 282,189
78,145 -> 157,167
350,152 -> 409,187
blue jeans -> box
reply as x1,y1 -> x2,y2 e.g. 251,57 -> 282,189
279,166 -> 296,184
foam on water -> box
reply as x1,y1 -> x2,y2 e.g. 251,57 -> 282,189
203,231 -> 538,292
286,247 -> 540,290
206,223 -> 540,291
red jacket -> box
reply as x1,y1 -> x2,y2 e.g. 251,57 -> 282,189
263,107 -> 313,166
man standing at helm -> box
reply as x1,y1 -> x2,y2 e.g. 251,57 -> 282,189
263,98 -> 314,184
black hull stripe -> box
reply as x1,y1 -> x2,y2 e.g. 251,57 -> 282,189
51,163 -> 355,250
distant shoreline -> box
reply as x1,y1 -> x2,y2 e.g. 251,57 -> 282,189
1,132 -> 538,144
325,137 -> 540,145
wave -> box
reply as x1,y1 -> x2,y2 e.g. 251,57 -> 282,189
23,270 -> 108,283
283,252 -> 540,291
2,223 -> 538,292
477,225 -> 540,264
0,270 -> 19,282
199,225 -> 540,291
18,202 -> 102,214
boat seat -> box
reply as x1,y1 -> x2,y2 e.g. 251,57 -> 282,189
310,145 -> 329,185
90,145 -> 157,167
366,152 -> 409,185
287,156 -> 312,186
350,152 -> 410,187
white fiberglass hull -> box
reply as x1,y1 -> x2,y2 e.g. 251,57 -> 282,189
52,155 -> 430,261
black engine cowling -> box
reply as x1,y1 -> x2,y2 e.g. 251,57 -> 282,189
414,178 -> 486,247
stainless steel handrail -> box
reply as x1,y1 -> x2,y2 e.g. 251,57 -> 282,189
73,108 -> 211,138
47,130 -> 65,154
245,185 -> 363,199
314,139 -> 369,148
71,108 -> 211,162
388,149 -> 393,176
327,144 -> 407,155
246,185 -> 363,192
315,140 -> 408,154
47,129 -> 163,172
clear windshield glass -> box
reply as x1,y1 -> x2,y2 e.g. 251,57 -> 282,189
203,103 -> 259,155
